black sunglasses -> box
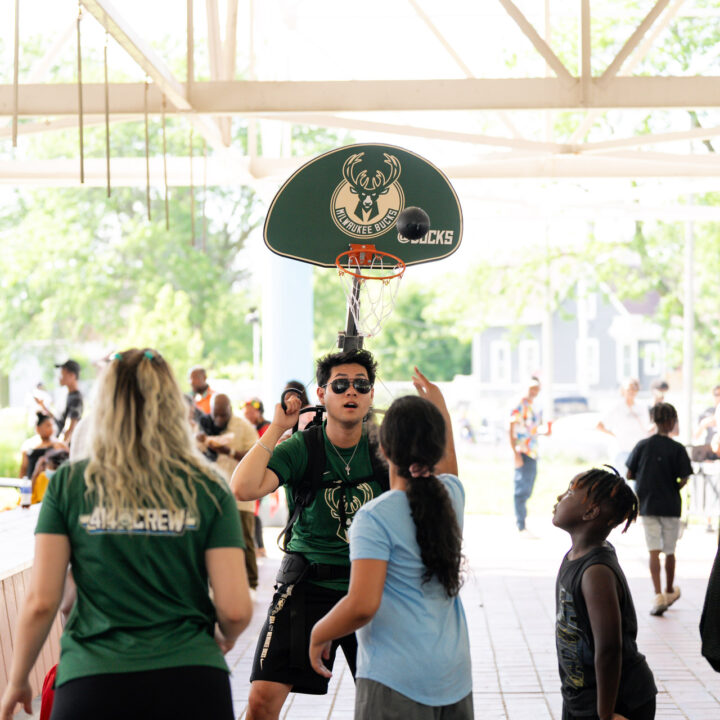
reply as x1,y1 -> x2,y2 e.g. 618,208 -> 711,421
323,378 -> 373,394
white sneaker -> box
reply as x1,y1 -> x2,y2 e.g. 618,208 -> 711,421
665,586 -> 681,607
650,593 -> 668,616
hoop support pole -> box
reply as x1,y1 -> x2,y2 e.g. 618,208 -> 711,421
339,275 -> 363,351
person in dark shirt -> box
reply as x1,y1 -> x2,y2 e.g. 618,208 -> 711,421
700,540 -> 720,673
626,403 -> 693,617
553,467 -> 657,720
36,359 -> 84,444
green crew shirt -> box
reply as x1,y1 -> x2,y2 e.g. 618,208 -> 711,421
267,422 -> 386,591
35,459 -> 245,687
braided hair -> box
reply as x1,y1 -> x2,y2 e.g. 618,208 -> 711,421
379,395 -> 464,597
650,401 -> 678,434
571,466 -> 638,533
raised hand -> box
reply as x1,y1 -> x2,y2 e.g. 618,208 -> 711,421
412,367 -> 448,412
272,393 -> 302,431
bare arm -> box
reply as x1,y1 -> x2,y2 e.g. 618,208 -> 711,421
0,533 -> 70,720
596,420 -> 615,437
309,559 -> 387,678
206,547 -> 253,653
693,415 -> 715,443
61,417 -> 78,444
582,564 -> 627,720
18,451 -> 28,479
230,396 -> 301,501
412,367 -> 458,476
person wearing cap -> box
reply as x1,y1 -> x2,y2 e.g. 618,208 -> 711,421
244,398 -> 270,437
35,360 -> 83,445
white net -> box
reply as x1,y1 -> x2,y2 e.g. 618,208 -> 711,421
338,251 -> 404,338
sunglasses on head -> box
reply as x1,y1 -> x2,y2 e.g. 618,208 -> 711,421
323,378 -> 373,394
244,401 -> 261,410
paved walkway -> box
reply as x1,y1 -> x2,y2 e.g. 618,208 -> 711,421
226,515 -> 720,720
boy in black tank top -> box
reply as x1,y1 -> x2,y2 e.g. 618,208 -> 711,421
553,467 -> 657,720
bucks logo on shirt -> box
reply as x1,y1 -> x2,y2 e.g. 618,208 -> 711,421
268,424 -> 386,590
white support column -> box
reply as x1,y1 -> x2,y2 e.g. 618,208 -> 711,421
682,198 -> 695,444
576,272 -> 589,397
541,223 -> 554,421
259,88 -> 313,405
261,254 -> 314,409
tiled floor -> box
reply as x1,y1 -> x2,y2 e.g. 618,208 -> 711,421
227,516 -> 720,719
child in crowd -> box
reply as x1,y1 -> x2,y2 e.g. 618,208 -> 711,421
553,467 -> 657,720
309,368 -> 473,719
626,402 -> 693,616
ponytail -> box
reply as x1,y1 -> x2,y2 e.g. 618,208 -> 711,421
406,473 -> 464,596
380,395 -> 464,596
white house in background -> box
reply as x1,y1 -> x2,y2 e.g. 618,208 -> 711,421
471,284 -> 665,399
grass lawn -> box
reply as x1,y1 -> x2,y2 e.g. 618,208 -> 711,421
458,442 -> 585,520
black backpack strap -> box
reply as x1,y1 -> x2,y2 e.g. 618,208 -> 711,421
276,424 -> 326,551
276,423 -> 389,550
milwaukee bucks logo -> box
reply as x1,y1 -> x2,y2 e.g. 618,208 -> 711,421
331,152 -> 404,238
324,483 -> 374,543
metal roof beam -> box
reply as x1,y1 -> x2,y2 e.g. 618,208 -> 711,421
3,152 -> 720,187
569,0 -> 686,143
79,0 -> 226,150
497,0 -> 575,87
599,0 -> 673,87
3,76 -> 720,115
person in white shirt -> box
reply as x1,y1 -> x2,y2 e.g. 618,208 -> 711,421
597,378 -> 650,470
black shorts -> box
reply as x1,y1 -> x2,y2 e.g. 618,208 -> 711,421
50,665 -> 233,720
250,581 -> 357,694
561,696 -> 656,720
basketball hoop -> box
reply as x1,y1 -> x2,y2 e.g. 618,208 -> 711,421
335,244 -> 406,339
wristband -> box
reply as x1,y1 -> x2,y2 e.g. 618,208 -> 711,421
256,439 -> 273,455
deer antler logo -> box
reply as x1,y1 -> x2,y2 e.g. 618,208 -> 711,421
331,152 -> 404,239
342,153 -> 401,222
324,483 -> 374,543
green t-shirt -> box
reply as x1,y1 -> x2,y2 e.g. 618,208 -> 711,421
268,422 -> 386,591
35,459 -> 245,686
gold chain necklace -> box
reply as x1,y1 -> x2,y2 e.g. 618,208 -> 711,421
328,439 -> 360,477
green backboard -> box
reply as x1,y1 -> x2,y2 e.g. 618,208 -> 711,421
264,144 -> 463,268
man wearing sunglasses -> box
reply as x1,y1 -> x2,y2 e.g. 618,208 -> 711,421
231,349 -> 388,720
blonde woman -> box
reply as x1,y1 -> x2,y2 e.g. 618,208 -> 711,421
0,348 -> 252,720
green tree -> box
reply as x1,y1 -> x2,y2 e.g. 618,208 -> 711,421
312,271 -> 471,381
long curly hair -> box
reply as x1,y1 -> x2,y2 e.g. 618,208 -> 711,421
379,395 -> 464,596
84,348 -> 222,516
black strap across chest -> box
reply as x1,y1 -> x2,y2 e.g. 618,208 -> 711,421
277,423 -> 389,551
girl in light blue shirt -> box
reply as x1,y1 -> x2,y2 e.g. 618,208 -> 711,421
310,368 -> 473,719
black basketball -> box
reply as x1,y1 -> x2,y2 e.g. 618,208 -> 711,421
396,206 -> 430,240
